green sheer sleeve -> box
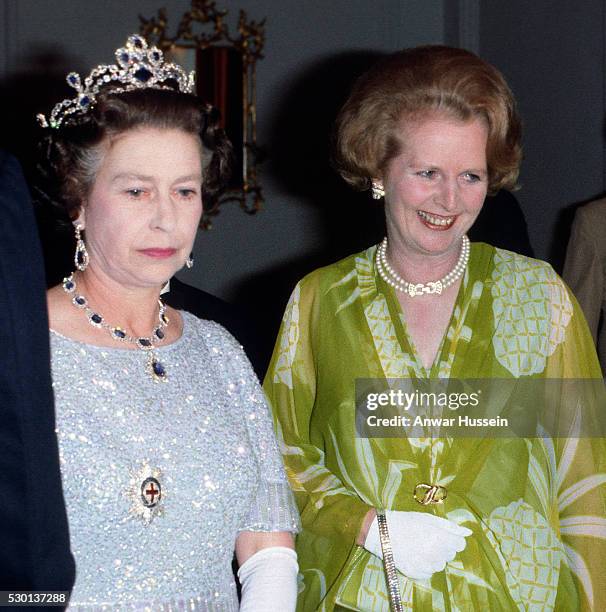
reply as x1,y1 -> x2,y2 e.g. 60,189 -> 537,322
545,288 -> 606,611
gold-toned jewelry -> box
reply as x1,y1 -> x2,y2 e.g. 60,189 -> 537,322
376,511 -> 404,612
413,483 -> 447,505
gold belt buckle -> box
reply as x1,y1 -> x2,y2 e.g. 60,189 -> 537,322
414,483 -> 447,505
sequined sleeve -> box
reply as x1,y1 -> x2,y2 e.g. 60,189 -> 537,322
202,320 -> 301,533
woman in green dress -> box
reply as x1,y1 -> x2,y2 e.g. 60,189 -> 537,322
263,46 -> 606,611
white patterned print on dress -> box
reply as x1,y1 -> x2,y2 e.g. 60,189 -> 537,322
355,250 -> 378,300
345,248 -> 425,379
366,295 -> 408,379
328,251 -> 376,316
272,283 -> 301,389
529,423 -> 606,610
491,250 -> 572,376
336,552 -> 423,612
483,499 -> 562,610
355,556 -> 415,611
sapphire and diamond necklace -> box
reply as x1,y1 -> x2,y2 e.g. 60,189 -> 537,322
62,273 -> 169,382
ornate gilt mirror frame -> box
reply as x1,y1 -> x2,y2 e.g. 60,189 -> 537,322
140,0 -> 265,229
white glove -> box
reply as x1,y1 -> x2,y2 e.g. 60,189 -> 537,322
237,546 -> 298,611
364,510 -> 472,580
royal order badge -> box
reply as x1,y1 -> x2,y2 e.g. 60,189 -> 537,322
128,463 -> 164,524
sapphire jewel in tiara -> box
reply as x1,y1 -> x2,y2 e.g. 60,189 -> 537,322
36,34 -> 195,129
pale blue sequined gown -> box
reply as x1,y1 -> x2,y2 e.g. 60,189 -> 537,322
50,311 -> 300,611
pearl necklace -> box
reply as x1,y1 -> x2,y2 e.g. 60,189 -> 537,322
375,235 -> 470,297
62,273 -> 169,382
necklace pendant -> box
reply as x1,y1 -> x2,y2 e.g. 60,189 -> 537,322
427,281 -> 443,295
147,352 -> 168,383
62,275 -> 76,293
407,283 -> 425,297
407,281 -> 443,297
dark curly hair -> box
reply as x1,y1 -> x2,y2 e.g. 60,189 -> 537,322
35,87 -> 232,221
334,45 -> 522,196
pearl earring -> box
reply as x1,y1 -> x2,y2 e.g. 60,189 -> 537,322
371,180 -> 385,200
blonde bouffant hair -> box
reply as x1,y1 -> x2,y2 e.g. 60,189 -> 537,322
334,45 -> 522,196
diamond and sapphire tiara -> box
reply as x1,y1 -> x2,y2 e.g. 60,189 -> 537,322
37,34 -> 195,129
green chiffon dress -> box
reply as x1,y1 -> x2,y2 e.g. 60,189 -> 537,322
263,242 -> 606,611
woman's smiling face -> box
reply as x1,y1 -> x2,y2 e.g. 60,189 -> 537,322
382,113 -> 489,259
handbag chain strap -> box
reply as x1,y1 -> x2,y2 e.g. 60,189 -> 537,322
376,510 -> 404,612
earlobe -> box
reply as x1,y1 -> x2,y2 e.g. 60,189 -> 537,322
74,205 -> 86,229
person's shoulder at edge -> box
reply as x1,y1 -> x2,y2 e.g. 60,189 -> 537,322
0,150 -> 30,201
577,195 -> 606,214
573,196 -> 606,230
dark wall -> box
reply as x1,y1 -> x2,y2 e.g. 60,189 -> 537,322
480,0 -> 606,268
183,0 -> 446,302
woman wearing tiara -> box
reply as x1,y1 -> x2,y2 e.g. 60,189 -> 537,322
264,46 -> 606,610
36,34 -> 299,610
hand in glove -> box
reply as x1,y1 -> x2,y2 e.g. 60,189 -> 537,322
364,510 -> 472,580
